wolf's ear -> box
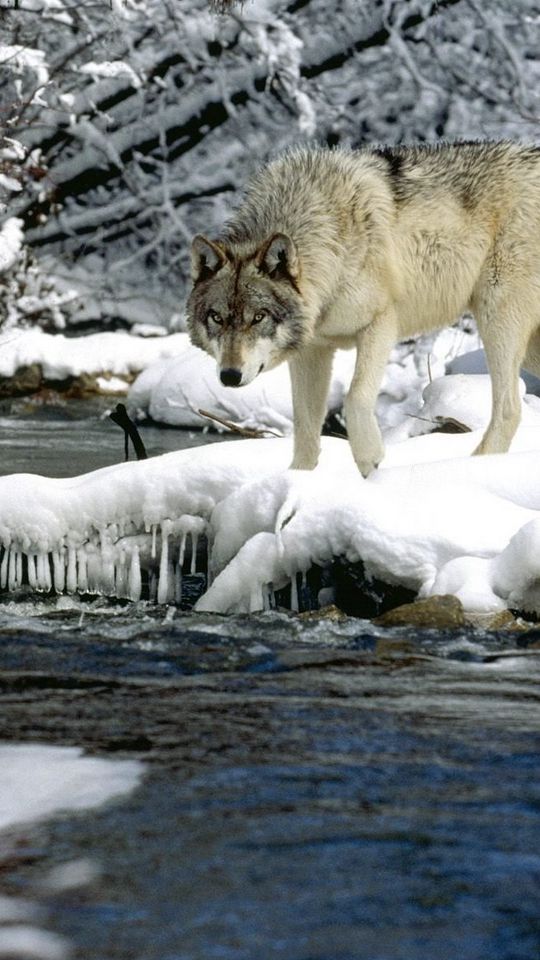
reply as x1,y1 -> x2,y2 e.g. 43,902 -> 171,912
257,233 -> 299,283
191,235 -> 227,284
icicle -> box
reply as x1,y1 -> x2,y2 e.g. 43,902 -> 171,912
66,546 -> 77,594
179,533 -> 186,569
1,547 -> 9,589
190,533 -> 198,574
53,550 -> 65,593
37,552 -> 45,591
249,584 -> 262,613
290,572 -> 299,612
128,546 -> 141,602
43,553 -> 52,592
8,550 -> 17,590
102,554 -> 115,596
77,549 -> 88,594
27,554 -> 37,589
157,527 -> 169,604
116,552 -> 127,599
15,551 -> 22,587
174,563 -> 182,605
151,523 -> 157,559
149,572 -> 157,602
99,530 -> 115,595
87,551 -> 100,594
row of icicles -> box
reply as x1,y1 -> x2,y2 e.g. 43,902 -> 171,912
0,516 -> 208,604
0,515 -> 313,611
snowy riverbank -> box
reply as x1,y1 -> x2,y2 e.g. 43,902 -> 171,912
1,371 -> 540,617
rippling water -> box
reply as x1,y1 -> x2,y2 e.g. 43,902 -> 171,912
0,403 -> 539,959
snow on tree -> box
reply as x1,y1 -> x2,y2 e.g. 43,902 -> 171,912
0,0 -> 539,330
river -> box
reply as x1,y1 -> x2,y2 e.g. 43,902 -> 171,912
0,399 -> 539,960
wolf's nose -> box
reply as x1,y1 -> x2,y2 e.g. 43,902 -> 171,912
220,368 -> 242,387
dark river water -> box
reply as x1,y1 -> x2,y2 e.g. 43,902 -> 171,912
0,401 -> 539,960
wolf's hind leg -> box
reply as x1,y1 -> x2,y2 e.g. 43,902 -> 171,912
345,316 -> 397,477
474,312 -> 530,456
523,327 -> 540,379
289,346 -> 334,470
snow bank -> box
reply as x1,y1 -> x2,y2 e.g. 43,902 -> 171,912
0,328 -> 188,380
2,374 -> 540,615
128,342 -> 355,432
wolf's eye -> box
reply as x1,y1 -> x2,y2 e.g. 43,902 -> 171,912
252,310 -> 268,324
206,309 -> 223,325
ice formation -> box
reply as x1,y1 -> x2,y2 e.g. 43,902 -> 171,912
2,373 -> 540,616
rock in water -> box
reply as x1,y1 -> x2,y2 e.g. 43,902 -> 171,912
374,594 -> 467,629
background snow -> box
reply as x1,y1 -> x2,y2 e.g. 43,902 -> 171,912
0,327 -> 187,380
1,0 -> 539,329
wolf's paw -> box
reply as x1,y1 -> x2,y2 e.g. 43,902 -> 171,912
355,457 -> 381,478
350,435 -> 384,477
289,455 -> 319,471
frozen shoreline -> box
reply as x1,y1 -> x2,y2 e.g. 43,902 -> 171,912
0,370 -> 540,616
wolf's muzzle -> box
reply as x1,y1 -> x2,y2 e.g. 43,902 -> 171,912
220,368 -> 243,387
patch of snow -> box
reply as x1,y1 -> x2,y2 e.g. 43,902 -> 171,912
0,173 -> 22,193
409,374 -> 529,435
0,744 -> 143,960
95,374 -> 131,394
0,744 -> 143,832
0,218 -> 24,274
0,329 -> 188,380
0,45 -> 49,88
0,925 -> 68,960
78,60 -> 142,87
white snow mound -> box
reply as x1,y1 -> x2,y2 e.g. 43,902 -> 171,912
128,342 -> 355,433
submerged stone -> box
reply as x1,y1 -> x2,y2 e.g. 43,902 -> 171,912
374,594 -> 467,629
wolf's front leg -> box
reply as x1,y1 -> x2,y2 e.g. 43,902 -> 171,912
288,346 -> 335,469
345,317 -> 397,477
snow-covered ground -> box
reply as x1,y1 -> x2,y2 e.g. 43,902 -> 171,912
0,744 -> 143,960
1,371 -> 540,616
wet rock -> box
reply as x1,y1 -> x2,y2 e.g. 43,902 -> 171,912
297,604 -> 348,622
0,363 -> 42,397
374,594 -> 467,629
0,366 -> 132,401
466,609 -> 531,631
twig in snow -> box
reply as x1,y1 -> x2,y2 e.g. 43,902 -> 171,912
197,408 -> 281,438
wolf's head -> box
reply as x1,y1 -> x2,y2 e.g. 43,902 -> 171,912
186,233 -> 306,387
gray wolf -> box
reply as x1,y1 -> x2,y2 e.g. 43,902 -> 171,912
186,141 -> 540,476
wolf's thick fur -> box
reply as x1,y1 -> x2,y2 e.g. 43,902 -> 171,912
186,141 -> 540,475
